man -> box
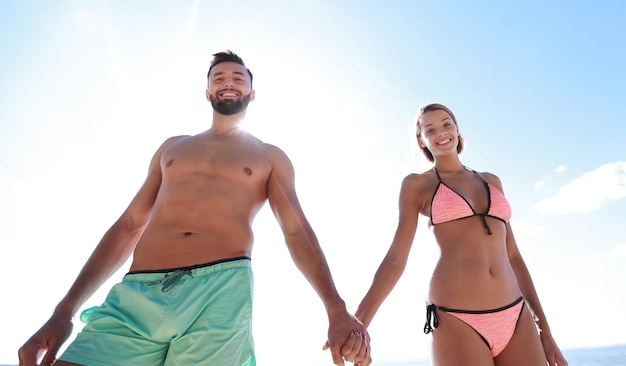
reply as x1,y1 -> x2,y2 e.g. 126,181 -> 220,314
18,51 -> 370,366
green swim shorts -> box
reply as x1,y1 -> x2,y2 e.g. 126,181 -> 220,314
59,256 -> 255,366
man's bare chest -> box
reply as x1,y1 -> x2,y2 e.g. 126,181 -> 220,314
161,136 -> 272,184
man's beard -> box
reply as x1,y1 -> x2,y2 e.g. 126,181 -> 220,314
209,93 -> 251,115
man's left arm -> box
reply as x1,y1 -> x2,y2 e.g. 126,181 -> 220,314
266,145 -> 370,366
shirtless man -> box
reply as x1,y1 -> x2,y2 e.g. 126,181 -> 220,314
18,51 -> 370,366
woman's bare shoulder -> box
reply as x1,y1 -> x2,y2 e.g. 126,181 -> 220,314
403,169 -> 437,189
475,170 -> 504,190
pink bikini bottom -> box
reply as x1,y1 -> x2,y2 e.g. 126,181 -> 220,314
424,296 -> 525,357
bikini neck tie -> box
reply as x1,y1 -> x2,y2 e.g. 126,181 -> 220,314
479,214 -> 493,235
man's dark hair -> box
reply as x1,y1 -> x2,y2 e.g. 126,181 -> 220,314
207,50 -> 253,84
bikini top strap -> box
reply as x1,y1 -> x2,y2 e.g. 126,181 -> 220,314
468,167 -> 494,235
432,167 -> 443,182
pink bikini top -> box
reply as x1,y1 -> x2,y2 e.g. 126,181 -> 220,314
429,167 -> 511,235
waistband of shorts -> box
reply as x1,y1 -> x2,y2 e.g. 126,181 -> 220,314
123,256 -> 251,282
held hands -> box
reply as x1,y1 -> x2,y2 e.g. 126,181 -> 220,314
339,330 -> 371,366
323,314 -> 371,366
18,314 -> 74,366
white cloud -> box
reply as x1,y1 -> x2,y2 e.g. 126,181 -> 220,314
534,161 -> 626,215
534,166 -> 566,191
610,244 -> 626,258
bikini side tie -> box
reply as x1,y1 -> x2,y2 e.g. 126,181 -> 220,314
424,304 -> 439,334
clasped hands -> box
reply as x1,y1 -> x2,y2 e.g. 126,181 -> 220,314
340,329 -> 371,365
323,316 -> 371,366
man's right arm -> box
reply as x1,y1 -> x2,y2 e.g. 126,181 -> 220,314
18,137 -> 177,366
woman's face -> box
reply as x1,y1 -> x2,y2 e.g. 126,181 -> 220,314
418,109 -> 460,159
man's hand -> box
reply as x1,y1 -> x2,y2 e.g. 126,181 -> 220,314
323,313 -> 371,366
18,315 -> 73,366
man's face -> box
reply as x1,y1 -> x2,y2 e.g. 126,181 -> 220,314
206,61 -> 255,115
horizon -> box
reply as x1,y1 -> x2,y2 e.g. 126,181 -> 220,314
1,0 -> 625,364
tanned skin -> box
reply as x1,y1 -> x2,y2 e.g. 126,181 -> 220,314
352,107 -> 567,366
18,59 -> 371,366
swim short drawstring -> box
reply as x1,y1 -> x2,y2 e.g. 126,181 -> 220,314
424,304 -> 439,334
147,269 -> 193,293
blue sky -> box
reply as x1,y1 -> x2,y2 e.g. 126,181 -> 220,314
1,0 -> 625,364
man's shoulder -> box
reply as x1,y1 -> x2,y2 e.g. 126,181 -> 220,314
263,143 -> 291,165
235,132 -> 284,156
149,135 -> 190,156
163,134 -> 191,146
245,134 -> 284,156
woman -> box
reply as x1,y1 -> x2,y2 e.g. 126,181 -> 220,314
349,103 -> 567,365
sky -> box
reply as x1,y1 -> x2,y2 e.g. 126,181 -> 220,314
1,0 -> 625,364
